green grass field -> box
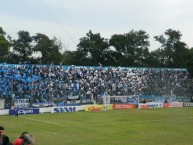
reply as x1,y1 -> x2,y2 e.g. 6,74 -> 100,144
1,107 -> 193,145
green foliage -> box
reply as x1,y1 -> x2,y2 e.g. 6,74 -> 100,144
0,26 -> 193,71
154,29 -> 189,68
77,30 -> 110,66
11,31 -> 32,63
33,34 -> 63,64
62,50 -> 79,65
109,30 -> 150,66
187,48 -> 193,77
0,27 -> 11,63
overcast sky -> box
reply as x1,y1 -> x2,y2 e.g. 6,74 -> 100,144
1,0 -> 193,51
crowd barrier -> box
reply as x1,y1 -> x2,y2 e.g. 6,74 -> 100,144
0,102 -> 193,116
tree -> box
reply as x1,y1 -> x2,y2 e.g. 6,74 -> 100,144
151,48 -> 166,67
62,50 -> 79,65
77,30 -> 109,66
32,33 -> 63,64
154,29 -> 189,68
0,27 -> 11,63
187,47 -> 193,77
11,31 -> 32,63
109,30 -> 150,66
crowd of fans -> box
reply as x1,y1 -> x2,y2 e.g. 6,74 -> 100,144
0,63 -> 193,108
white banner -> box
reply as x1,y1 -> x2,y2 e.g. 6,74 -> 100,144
14,99 -> 30,108
103,95 -> 110,104
0,99 -> 5,109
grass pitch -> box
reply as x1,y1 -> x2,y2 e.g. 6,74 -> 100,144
1,107 -> 193,145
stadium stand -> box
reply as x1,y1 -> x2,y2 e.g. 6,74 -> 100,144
0,63 -> 192,109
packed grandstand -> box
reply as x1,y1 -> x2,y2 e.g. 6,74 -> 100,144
0,63 -> 193,109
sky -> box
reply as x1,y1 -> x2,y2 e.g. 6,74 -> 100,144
1,0 -> 193,52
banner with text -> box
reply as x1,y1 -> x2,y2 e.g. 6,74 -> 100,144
9,108 -> 39,115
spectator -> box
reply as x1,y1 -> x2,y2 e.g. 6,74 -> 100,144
0,126 -> 9,145
13,131 -> 35,145
0,64 -> 192,107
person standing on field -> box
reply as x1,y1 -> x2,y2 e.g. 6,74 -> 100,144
14,107 -> 19,117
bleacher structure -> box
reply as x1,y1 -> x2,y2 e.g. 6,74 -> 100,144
0,63 -> 193,110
